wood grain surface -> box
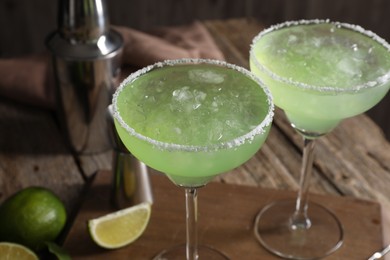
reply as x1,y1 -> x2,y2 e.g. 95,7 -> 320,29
64,170 -> 382,259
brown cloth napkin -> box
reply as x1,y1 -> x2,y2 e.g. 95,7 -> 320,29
0,21 -> 224,109
116,21 -> 224,68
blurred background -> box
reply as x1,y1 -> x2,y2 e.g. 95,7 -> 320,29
0,0 -> 389,139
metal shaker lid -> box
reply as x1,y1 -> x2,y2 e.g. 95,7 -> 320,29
46,0 -> 123,60
58,0 -> 109,43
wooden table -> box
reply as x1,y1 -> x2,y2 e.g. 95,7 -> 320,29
1,18 -> 389,259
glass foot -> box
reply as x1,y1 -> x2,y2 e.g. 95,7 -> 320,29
254,199 -> 343,260
153,244 -> 229,260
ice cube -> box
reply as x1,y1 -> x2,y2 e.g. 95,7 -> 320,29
311,37 -> 322,48
188,69 -> 225,84
171,86 -> 207,112
207,122 -> 224,142
337,58 -> 362,77
194,89 -> 207,103
287,34 -> 298,45
173,127 -> 182,135
190,89 -> 206,110
172,86 -> 192,102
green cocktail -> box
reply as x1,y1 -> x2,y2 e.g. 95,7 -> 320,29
250,20 -> 390,259
251,20 -> 390,136
113,59 -> 274,259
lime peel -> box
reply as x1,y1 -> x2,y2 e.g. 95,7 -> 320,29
0,187 -> 67,251
88,202 -> 152,249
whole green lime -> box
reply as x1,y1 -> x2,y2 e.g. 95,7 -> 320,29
0,187 -> 67,251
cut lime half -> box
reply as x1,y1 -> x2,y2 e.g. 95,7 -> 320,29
0,242 -> 39,260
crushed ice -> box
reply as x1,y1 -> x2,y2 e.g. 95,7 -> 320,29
112,58 -> 274,153
250,19 -> 390,93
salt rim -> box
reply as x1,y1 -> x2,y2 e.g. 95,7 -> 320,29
112,58 -> 274,152
250,19 -> 390,93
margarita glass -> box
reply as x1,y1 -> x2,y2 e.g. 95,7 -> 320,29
250,20 -> 390,259
112,59 -> 274,259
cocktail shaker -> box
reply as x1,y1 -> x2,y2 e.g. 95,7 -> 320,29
107,105 -> 153,209
46,0 -> 123,154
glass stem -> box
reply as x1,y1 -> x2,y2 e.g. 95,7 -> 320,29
185,188 -> 199,260
290,138 -> 316,230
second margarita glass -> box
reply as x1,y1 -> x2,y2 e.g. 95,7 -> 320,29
250,20 -> 390,259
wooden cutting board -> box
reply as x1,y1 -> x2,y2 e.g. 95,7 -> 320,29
63,170 -> 382,259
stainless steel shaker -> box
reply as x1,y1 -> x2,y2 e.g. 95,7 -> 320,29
107,105 -> 153,209
46,0 -> 123,154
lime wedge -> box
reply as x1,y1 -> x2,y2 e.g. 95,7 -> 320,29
0,242 -> 39,260
88,202 -> 151,249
